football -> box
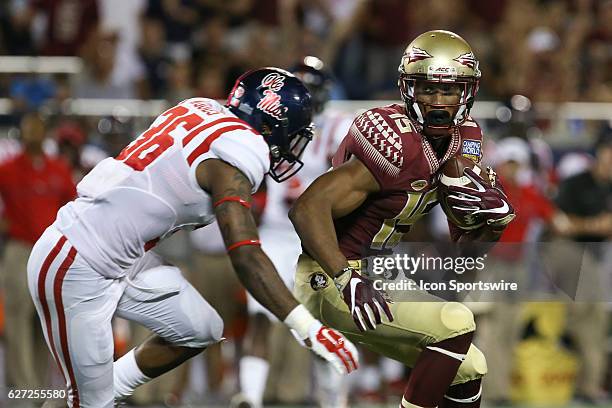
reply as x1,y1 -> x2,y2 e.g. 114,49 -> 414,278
438,156 -> 491,230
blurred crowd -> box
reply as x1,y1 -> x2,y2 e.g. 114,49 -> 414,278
0,0 -> 611,106
0,0 -> 610,407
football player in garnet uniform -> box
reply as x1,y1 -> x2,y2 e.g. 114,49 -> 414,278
290,30 -> 515,407
28,68 -> 357,408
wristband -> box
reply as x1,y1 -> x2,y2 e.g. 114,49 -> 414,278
284,304 -> 316,339
227,239 -> 261,252
333,267 -> 354,290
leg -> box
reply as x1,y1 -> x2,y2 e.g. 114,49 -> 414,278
235,311 -> 272,407
114,261 -> 224,400
294,255 -> 487,408
136,333 -> 204,377
191,251 -> 243,399
4,240 -> 45,389
236,228 -> 302,407
27,231 -> 121,408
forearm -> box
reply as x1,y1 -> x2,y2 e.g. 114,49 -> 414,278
567,213 -> 612,237
290,200 -> 348,277
229,246 -> 299,321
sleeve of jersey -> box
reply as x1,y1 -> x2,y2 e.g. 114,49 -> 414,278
188,130 -> 271,193
345,110 -> 404,190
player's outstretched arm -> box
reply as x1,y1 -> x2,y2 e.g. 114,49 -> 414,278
197,159 -> 358,373
290,157 -> 393,331
197,158 -> 298,319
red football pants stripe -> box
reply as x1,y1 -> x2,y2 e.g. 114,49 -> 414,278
53,245 -> 80,407
37,236 -> 67,383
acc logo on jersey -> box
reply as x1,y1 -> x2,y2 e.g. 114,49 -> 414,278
410,179 -> 428,191
461,139 -> 482,162
257,73 -> 286,120
310,273 -> 329,291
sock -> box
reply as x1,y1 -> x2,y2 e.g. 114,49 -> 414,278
403,332 -> 473,407
239,355 -> 269,408
113,349 -> 152,400
439,379 -> 482,408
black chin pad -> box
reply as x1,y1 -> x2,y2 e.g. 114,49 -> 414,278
426,110 -> 452,126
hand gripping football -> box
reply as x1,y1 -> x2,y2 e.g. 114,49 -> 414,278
438,156 -> 492,230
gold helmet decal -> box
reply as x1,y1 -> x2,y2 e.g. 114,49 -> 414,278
398,30 -> 481,130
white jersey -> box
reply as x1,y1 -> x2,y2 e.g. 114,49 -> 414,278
260,109 -> 353,231
54,98 -> 270,278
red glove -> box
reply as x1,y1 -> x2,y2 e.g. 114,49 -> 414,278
334,268 -> 393,331
285,305 -> 359,374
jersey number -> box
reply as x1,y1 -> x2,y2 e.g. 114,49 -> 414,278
371,188 -> 438,249
116,105 -> 204,171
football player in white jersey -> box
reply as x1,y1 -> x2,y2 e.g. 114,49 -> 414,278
27,67 -> 358,408
235,58 -> 355,408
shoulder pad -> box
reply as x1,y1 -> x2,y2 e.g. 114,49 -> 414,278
351,108 -> 406,172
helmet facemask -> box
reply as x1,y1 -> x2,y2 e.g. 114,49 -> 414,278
399,74 -> 479,135
264,117 -> 314,182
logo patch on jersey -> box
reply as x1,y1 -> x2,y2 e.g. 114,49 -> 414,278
461,139 -> 481,162
411,179 -> 428,191
257,73 -> 286,120
310,273 -> 329,291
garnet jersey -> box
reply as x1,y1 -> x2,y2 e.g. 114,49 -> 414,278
331,104 -> 484,259
54,98 -> 269,278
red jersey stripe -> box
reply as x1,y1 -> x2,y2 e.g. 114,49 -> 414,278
186,124 -> 251,166
182,117 -> 245,147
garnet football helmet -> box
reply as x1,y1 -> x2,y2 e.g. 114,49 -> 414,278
290,56 -> 332,115
398,30 -> 481,132
226,67 -> 314,182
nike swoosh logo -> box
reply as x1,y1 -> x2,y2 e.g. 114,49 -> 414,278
474,200 -> 509,215
349,278 -> 361,314
464,170 -> 486,192
426,346 -> 467,361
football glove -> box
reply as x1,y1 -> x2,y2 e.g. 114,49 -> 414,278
333,267 -> 394,332
285,305 -> 358,374
447,167 -> 515,230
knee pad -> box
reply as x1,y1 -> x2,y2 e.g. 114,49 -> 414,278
454,344 -> 488,384
440,302 -> 476,334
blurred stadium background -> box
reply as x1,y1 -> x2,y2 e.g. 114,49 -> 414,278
0,0 -> 610,407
